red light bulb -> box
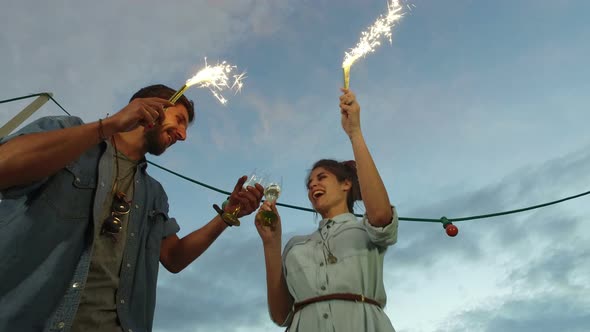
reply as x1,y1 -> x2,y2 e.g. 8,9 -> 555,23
445,223 -> 458,237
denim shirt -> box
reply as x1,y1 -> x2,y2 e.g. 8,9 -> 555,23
0,116 -> 180,332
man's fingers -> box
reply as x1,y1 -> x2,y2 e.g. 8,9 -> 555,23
239,190 -> 259,211
144,98 -> 173,124
138,108 -> 157,128
250,183 -> 264,200
152,106 -> 165,124
233,176 -> 248,193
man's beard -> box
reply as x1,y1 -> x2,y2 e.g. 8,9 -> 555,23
145,127 -> 167,156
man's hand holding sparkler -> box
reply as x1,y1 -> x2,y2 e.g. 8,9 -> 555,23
339,88 -> 362,139
102,97 -> 172,135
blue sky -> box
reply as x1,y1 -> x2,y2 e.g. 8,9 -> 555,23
1,0 -> 589,331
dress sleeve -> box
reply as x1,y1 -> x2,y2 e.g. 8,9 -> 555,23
362,206 -> 399,247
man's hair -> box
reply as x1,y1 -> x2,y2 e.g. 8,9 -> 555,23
130,84 -> 195,123
306,159 -> 362,213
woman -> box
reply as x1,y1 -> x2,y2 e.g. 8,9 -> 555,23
255,88 -> 398,331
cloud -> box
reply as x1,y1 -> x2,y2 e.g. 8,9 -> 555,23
0,0 -> 294,124
3,2 -> 589,332
385,145 -> 590,331
154,233 -> 272,331
150,145 -> 590,332
440,291 -> 590,332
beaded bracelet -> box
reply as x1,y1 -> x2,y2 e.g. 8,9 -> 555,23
98,118 -> 107,141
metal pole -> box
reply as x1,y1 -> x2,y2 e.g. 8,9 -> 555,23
0,93 -> 53,137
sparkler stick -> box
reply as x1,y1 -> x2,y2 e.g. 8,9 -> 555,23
168,59 -> 245,107
343,66 -> 351,90
169,84 -> 189,104
342,0 -> 404,89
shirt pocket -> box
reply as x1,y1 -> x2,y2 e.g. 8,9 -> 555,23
284,238 -> 314,276
329,225 -> 372,261
37,162 -> 97,220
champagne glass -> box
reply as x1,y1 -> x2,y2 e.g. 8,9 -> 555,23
243,169 -> 266,189
222,170 -> 266,226
259,176 -> 282,226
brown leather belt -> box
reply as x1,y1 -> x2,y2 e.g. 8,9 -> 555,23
293,293 -> 382,314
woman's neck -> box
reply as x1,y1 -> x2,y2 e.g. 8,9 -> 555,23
320,204 -> 350,220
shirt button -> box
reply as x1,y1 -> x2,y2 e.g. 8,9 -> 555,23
72,282 -> 80,288
319,262 -> 324,267
120,299 -> 125,304
135,204 -> 139,209
130,232 -> 135,237
323,313 -> 329,319
320,286 -> 326,291
57,322 -> 65,329
75,178 -> 80,183
127,263 -> 131,268
100,182 -> 105,187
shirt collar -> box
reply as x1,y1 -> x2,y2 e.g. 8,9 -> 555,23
102,140 -> 148,173
318,212 -> 356,229
138,158 -> 148,172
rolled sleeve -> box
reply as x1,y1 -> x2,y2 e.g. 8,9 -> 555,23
0,115 -> 83,144
362,206 -> 398,247
152,188 -> 180,238
0,116 -> 84,198
163,217 -> 180,238
0,179 -> 48,199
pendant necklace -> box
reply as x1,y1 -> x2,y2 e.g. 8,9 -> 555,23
319,220 -> 338,264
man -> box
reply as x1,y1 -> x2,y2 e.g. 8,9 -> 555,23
0,84 -> 264,332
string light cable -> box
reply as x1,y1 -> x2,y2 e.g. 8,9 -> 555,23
2,93 -> 589,237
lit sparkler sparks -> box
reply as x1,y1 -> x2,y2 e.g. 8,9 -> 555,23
169,59 -> 245,105
342,0 -> 404,89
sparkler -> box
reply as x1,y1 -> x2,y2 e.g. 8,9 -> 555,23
342,0 -> 404,89
169,59 -> 245,105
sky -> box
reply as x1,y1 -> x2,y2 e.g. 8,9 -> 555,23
1,0 -> 589,331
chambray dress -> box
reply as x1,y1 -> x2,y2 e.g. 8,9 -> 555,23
281,209 -> 398,332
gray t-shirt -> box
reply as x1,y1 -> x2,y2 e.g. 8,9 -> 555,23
72,146 -> 137,332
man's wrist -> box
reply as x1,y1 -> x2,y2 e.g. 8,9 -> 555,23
214,197 -> 240,227
100,116 -> 120,139
221,197 -> 230,211
213,203 -> 232,227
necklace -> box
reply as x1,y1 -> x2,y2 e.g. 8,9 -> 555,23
108,136 -> 136,233
319,220 -> 338,264
111,135 -> 121,194
111,135 -> 136,195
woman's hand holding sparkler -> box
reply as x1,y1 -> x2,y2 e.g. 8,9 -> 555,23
339,88 -> 362,139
